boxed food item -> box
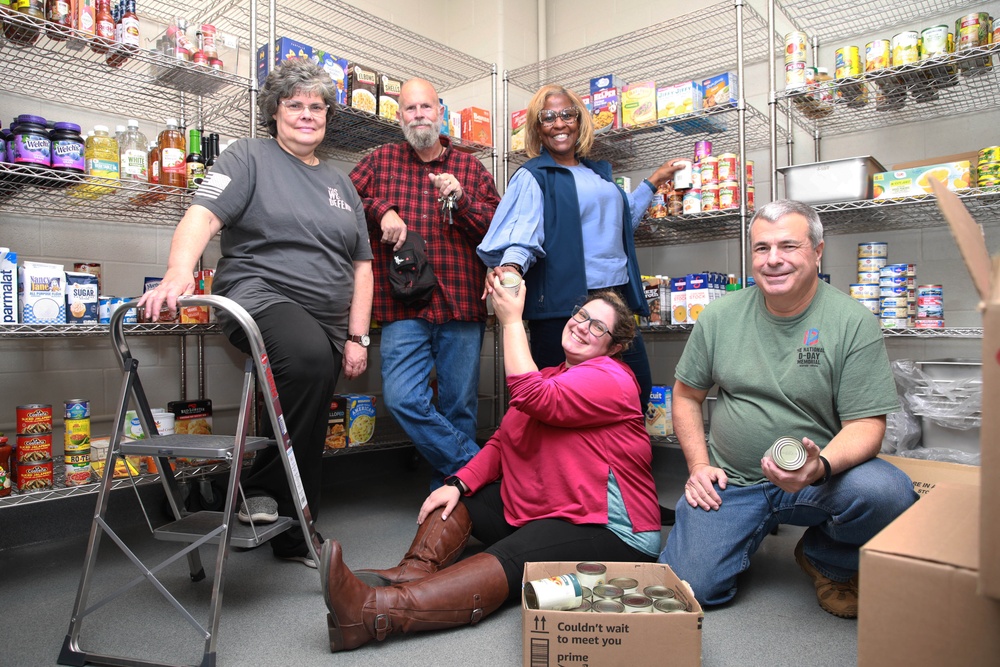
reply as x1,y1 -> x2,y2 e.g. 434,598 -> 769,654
777,156 -> 885,204
521,561 -> 702,667
256,37 -> 313,88
460,107 -> 492,146
580,94 -> 592,114
344,394 -> 377,446
590,74 -> 621,95
167,399 -> 213,436
872,161 -> 973,199
702,71 -> 738,108
325,395 -> 347,450
90,436 -> 140,479
685,272 -> 711,323
645,385 -> 673,437
640,275 -> 663,326
657,81 -> 703,121
180,269 -> 213,324
378,74 -> 402,121
347,63 -> 379,115
670,277 -> 687,325
510,109 -> 528,152
441,101 -> 451,136
314,51 -> 348,106
20,260 -> 65,324
1,248 -> 17,324
621,81 -> 657,128
65,272 -> 99,324
591,88 -> 620,133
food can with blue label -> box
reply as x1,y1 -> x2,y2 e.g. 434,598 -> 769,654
64,399 -> 90,419
856,298 -> 880,315
857,242 -> 888,258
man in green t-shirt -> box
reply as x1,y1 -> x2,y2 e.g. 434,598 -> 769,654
658,200 -> 917,618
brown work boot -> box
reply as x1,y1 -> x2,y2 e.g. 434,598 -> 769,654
794,536 -> 858,619
353,503 -> 471,587
322,538 -> 508,652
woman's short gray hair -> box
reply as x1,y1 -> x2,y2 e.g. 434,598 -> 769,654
748,199 -> 824,248
258,58 -> 338,138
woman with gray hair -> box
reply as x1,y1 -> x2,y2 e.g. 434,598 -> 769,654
139,58 -> 373,567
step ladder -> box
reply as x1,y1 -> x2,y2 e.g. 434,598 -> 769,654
59,295 -> 322,667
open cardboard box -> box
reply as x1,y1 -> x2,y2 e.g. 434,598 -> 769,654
930,178 -> 999,599
878,454 -> 979,498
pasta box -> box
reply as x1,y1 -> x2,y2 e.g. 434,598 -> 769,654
378,74 -> 402,121
344,394 -> 377,447
326,395 -> 347,450
872,161 -> 973,199
621,81 -> 657,128
347,62 -> 379,115
256,37 -> 312,88
510,109 -> 528,152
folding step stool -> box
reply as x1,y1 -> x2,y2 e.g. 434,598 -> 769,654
59,295 -> 322,667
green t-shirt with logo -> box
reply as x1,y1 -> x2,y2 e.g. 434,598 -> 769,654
675,280 -> 899,486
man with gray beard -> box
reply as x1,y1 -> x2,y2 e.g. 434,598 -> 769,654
350,78 -> 501,491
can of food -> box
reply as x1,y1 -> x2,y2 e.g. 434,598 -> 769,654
865,40 -> 891,71
17,433 -> 53,463
785,61 -> 807,89
857,242 -> 888,258
523,574 -> 583,611
744,161 -> 755,186
956,13 -> 991,51
667,192 -> 684,217
64,399 -> 90,419
914,318 -> 946,329
17,404 -> 53,434
849,283 -> 880,299
881,307 -> 909,319
64,418 -> 91,452
857,257 -> 888,271
978,162 -> 1000,182
768,436 -> 807,471
98,295 -> 114,324
122,300 -> 139,324
592,584 -> 625,600
857,298 -> 879,315
834,46 -> 861,78
701,183 -> 720,212
880,317 -> 909,329
16,459 -> 54,492
621,594 -> 654,613
64,461 -> 92,487
593,599 -> 626,613
880,296 -> 908,309
682,189 -> 702,215
690,163 -> 702,190
654,597 -> 688,613
673,159 -> 694,190
880,285 -> 909,298
63,450 -> 91,465
700,156 -> 719,186
643,585 -> 676,600
608,577 -> 639,595
917,284 -> 943,298
746,186 -> 755,211
72,262 -> 102,293
920,25 -> 950,59
569,599 -> 592,612
858,270 -> 881,284
891,31 -> 920,66
694,141 -> 712,161
718,181 -> 739,210
580,586 -> 592,600
785,31 -> 808,64
880,263 -> 908,277
916,303 -> 943,319
880,274 -> 908,287
648,193 -> 666,218
980,146 -> 1000,164
575,561 -> 607,589
717,153 -> 739,182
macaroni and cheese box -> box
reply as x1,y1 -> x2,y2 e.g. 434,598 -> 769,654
657,81 -> 703,121
314,51 -> 348,106
460,107 -> 492,146
645,385 -> 673,437
621,81 -> 657,128
589,74 -> 621,95
702,71 -> 739,108
872,161 -> 973,199
510,109 -> 528,152
378,74 -> 402,121
591,87 -> 620,133
1,248 -> 17,324
347,63 -> 379,115
344,394 -> 377,447
325,395 -> 347,450
257,37 -> 313,88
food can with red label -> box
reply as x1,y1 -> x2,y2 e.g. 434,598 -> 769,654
701,183 -> 720,211
64,450 -> 91,466
744,160 -> 755,187
16,459 -> 54,492
64,461 -> 92,486
17,404 -> 53,435
746,186 -> 755,211
718,181 -> 739,210
700,156 -> 719,186
717,153 -> 739,182
17,433 -> 53,463
914,318 -> 946,329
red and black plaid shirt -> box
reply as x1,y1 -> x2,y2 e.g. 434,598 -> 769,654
350,137 -> 500,324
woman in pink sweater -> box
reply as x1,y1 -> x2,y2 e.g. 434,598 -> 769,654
321,279 -> 662,652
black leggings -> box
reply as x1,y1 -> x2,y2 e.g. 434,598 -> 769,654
462,483 -> 654,601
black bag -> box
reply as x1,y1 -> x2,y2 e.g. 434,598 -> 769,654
389,230 -> 437,308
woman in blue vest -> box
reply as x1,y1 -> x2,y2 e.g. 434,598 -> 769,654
478,83 -> 683,410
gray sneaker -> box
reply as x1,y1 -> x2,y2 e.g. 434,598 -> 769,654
237,496 -> 278,524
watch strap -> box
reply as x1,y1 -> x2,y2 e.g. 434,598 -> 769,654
810,455 -> 832,486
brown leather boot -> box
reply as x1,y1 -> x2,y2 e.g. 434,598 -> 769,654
353,503 -> 472,587
322,539 -> 508,652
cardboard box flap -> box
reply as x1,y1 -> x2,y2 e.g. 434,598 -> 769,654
865,483 -> 979,571
930,178 -> 993,300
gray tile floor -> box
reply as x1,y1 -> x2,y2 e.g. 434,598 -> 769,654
1,447 -> 858,666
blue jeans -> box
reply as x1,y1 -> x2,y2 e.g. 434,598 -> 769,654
380,319 -> 485,483
659,457 -> 917,606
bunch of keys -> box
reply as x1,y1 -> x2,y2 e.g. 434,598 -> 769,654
439,194 -> 456,224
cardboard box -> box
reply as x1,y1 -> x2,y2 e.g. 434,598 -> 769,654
591,87 -> 620,133
522,561 -> 702,667
685,273 -> 710,323
590,74 -> 621,95
656,81 -> 703,121
325,395 -> 347,450
858,483 -> 1000,666
645,385 -> 673,437
256,37 -> 312,88
460,107 -> 492,146
702,71 -> 738,108
873,161 -> 973,199
670,277 -> 687,325
621,81 -> 657,128
640,275 -> 662,327
930,178 -> 999,598
510,109 -> 528,152
347,63 -> 379,115
20,260 -> 65,324
378,74 -> 402,121
344,394 -> 377,446
878,454 -> 980,498
1,248 -> 18,324
314,51 -> 348,106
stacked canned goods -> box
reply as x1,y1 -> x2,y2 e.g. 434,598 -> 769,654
784,31 -> 809,90
852,242 -> 889,317
915,285 -> 945,328
15,404 -> 54,492
524,562 -> 692,613
851,242 -> 922,328
64,399 -> 92,486
978,146 -> 1000,188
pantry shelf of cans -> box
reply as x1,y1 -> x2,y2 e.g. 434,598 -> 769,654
0,322 -> 220,338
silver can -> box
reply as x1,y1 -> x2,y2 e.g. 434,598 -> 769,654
575,561 -> 607,590
654,597 -> 688,613
523,574 -> 582,611
607,577 -> 639,595
592,599 -> 626,613
621,593 -> 654,613
768,436 -> 807,471
592,584 -> 624,600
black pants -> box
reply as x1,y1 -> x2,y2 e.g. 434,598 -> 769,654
463,483 -> 653,600
228,301 -> 342,555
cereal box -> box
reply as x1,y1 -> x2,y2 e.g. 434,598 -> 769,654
591,87 -> 620,133
685,273 -> 711,323
590,74 -> 621,95
65,271 -> 99,324
344,394 -> 377,447
326,395 -> 347,450
379,74 -> 402,121
622,81 -> 658,128
1,248 -> 17,324
20,261 -> 65,324
670,277 -> 687,325
510,109 -> 528,152
872,161 -> 973,199
460,107 -> 492,146
314,51 -> 348,106
657,81 -> 704,121
347,62 -> 379,115
257,37 -> 313,88
702,71 -> 739,108
645,385 -> 673,437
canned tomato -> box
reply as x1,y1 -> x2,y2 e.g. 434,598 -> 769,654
717,153 -> 739,181
700,156 -> 719,185
65,399 -> 90,419
920,25 -> 950,59
682,189 -> 702,215
834,46 -> 861,78
523,574 -> 582,611
575,561 -> 607,589
701,184 -> 720,211
621,594 -> 654,613
17,404 -> 53,434
849,283 -> 879,299
17,433 -> 53,463
856,298 -> 880,315
858,257 -> 888,271
718,181 -> 739,210
891,31 -> 920,66
857,242 -> 888,258
858,270 -> 881,283
768,436 -> 807,471
64,418 -> 91,452
914,318 -> 946,328
866,40 -> 891,71
881,317 -> 909,329
744,160 -> 755,186
65,462 -> 92,487
981,147 -> 1000,164
63,450 -> 91,465
17,459 -> 54,492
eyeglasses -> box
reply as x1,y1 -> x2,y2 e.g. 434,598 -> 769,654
570,305 -> 610,338
537,106 -> 580,126
279,100 -> 330,116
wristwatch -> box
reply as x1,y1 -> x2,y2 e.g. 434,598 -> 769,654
810,455 -> 832,486
348,333 -> 370,347
501,262 -> 523,276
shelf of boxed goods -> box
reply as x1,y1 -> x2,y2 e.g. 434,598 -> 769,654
0,322 -> 220,338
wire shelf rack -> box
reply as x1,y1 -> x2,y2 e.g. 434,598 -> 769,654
0,323 -> 221,338
635,209 -> 747,247
810,187 -> 1000,234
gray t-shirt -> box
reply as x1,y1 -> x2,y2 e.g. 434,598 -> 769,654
675,280 -> 900,486
192,138 -> 372,351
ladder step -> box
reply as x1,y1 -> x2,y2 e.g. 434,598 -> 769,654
153,511 -> 295,548
121,434 -> 275,458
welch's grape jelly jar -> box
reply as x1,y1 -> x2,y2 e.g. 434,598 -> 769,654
50,122 -> 86,175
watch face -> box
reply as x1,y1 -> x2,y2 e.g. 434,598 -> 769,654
360,334 -> 370,346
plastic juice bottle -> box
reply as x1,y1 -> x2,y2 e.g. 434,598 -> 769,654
84,124 -> 119,196
119,118 -> 148,182
147,141 -> 160,184
157,118 -> 186,188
